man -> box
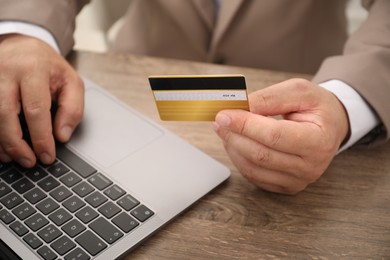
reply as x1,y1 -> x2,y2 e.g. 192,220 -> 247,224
0,0 -> 389,194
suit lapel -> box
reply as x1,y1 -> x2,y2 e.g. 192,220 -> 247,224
211,0 -> 244,48
191,0 -> 216,30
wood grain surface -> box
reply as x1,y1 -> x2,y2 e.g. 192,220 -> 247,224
69,51 -> 390,259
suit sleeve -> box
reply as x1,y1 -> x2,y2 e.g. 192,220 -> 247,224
312,0 -> 390,145
0,0 -> 89,55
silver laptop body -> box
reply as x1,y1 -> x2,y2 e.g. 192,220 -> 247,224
0,78 -> 230,259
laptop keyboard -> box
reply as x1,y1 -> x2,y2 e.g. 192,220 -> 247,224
0,144 -> 154,260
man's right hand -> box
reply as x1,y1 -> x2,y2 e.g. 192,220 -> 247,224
0,34 -> 84,168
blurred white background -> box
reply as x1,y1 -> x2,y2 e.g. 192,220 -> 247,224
74,0 -> 368,53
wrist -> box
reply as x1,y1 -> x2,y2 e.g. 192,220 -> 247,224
318,80 -> 380,152
333,93 -> 351,147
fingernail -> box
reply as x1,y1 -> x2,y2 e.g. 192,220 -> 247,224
39,152 -> 52,164
215,113 -> 231,127
18,157 -> 33,168
61,126 -> 73,140
211,121 -> 220,132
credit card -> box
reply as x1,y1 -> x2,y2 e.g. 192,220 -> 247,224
149,75 -> 249,121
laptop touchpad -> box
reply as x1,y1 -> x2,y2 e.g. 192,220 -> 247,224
69,88 -> 163,168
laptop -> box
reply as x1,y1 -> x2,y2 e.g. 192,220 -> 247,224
0,78 -> 230,260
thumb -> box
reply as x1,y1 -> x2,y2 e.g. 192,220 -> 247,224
249,78 -> 319,116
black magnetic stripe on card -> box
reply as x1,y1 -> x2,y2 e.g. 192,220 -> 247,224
149,76 -> 246,91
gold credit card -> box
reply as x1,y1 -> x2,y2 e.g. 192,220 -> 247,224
149,75 -> 249,121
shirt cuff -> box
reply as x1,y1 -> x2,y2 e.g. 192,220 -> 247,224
0,21 -> 60,53
319,80 -> 380,152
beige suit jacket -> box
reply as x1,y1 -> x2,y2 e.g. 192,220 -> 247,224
0,0 -> 389,145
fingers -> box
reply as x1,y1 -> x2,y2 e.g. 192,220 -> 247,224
214,110 -> 322,156
224,144 -> 309,194
217,125 -> 309,178
53,73 -> 84,143
248,78 -> 319,116
0,145 -> 12,162
0,79 -> 36,167
20,70 -> 55,165
0,35 -> 84,167
211,78 -> 345,194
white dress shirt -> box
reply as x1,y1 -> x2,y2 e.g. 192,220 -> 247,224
0,21 -> 59,53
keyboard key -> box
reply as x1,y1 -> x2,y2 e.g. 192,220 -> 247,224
10,220 -> 29,236
62,219 -> 86,238
104,185 -> 125,200
60,172 -> 82,188
26,167 -> 48,182
24,187 -> 47,204
89,217 -> 123,244
75,230 -> 107,256
112,212 -> 139,233
1,192 -> 23,209
131,205 -> 154,222
14,163 -> 29,173
88,173 -> 112,190
49,208 -> 72,226
12,202 -> 37,220
64,247 -> 90,260
117,194 -> 139,211
11,178 -> 34,194
56,145 -> 97,178
50,185 -> 72,202
38,176 -> 60,192
48,162 -> 70,178
25,213 -> 49,231
85,191 -> 107,208
1,169 -> 22,184
51,235 -> 76,255
38,224 -> 63,243
98,202 -> 121,219
23,233 -> 43,249
37,198 -> 60,215
0,209 -> 15,224
0,162 -> 11,173
72,182 -> 94,197
76,206 -> 99,224
0,182 -> 11,198
63,196 -> 86,213
37,245 -> 58,260
39,159 -> 58,169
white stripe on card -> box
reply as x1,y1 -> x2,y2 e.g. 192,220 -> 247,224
153,90 -> 247,101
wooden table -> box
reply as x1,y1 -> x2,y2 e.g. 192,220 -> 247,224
70,51 -> 390,259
